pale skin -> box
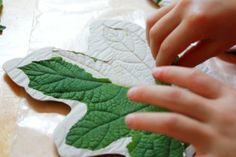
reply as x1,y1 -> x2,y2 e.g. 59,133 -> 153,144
126,67 -> 236,157
125,0 -> 236,156
146,0 -> 236,67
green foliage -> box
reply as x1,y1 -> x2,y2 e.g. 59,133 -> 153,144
153,0 -> 162,5
0,25 -> 5,33
19,57 -> 185,157
0,0 -> 5,34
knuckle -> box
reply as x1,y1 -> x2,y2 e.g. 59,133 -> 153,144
179,0 -> 192,7
136,87 -> 151,100
149,28 -> 157,39
168,88 -> 182,99
192,69 -> 221,84
212,110 -> 236,136
186,12 -> 208,26
214,109 -> 234,125
160,42 -> 171,53
189,69 -> 203,82
146,17 -> 153,29
221,115 -> 234,125
164,116 -> 179,130
135,87 -> 146,99
212,105 -> 231,119
149,28 -> 162,46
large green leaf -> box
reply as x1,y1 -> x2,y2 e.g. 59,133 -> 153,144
19,57 -> 184,157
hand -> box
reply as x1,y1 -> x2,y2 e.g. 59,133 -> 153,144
147,0 -> 236,67
126,66 -> 236,157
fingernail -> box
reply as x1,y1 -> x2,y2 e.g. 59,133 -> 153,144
125,114 -> 136,127
128,87 -> 138,100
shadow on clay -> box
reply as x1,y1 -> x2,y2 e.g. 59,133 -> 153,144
4,74 -> 71,116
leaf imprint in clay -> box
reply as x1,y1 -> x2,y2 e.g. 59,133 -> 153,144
19,57 -> 185,157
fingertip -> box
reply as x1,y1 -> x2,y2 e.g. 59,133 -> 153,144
125,114 -> 136,128
153,67 -> 162,78
152,67 -> 168,79
128,87 -> 139,100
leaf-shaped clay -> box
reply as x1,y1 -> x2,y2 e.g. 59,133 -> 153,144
3,21 -> 189,157
19,57 -> 184,157
87,21 -> 155,86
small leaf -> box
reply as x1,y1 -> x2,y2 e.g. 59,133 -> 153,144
0,0 -> 5,34
0,25 -> 6,33
153,0 -> 162,5
19,57 -> 185,157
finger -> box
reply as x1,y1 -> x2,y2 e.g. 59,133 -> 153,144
125,112 -> 212,149
177,39 -> 232,67
152,66 -> 224,98
195,154 -> 215,157
149,7 -> 181,59
146,4 -> 175,45
156,21 -> 202,66
128,85 -> 211,121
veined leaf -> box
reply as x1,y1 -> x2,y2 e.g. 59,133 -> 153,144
19,57 -> 185,157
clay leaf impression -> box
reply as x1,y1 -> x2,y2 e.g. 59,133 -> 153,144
4,21 -> 186,157
19,57 -> 185,157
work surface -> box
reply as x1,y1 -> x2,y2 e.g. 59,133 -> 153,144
1,0 -> 236,157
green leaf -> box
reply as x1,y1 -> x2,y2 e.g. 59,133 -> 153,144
0,0 -> 5,34
0,25 -> 5,32
128,132 -> 184,157
153,0 -> 162,5
19,57 -> 184,157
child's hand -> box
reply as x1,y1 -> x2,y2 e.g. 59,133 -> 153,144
147,0 -> 236,67
126,67 -> 236,157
